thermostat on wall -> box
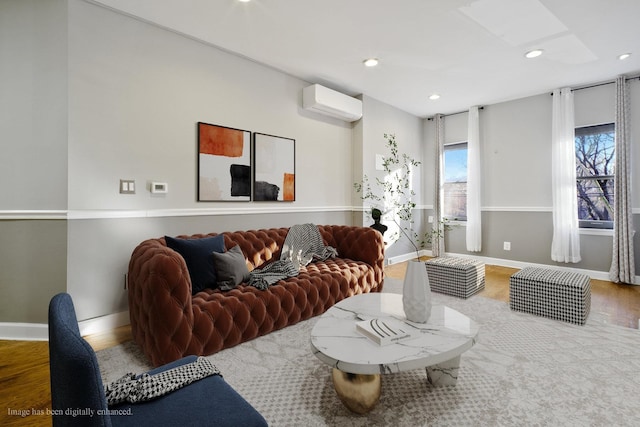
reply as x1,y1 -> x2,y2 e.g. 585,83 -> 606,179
151,182 -> 168,194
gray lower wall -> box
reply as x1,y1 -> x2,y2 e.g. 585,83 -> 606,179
66,211 -> 352,321
4,209 -> 635,324
0,220 -> 67,323
0,211 -> 351,324
441,211 -> 640,274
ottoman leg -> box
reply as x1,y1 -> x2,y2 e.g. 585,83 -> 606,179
426,356 -> 460,386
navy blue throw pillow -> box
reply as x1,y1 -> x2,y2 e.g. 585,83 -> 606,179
165,234 -> 225,294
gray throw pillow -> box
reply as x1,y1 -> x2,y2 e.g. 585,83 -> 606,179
211,245 -> 250,291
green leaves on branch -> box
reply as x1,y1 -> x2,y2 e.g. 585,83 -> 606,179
354,133 -> 453,260
354,134 -> 421,259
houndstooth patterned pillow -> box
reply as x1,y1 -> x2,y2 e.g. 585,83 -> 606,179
105,357 -> 221,405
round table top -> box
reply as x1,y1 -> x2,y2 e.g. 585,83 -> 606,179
310,293 -> 479,375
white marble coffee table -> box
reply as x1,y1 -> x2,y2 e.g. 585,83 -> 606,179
310,292 -> 479,413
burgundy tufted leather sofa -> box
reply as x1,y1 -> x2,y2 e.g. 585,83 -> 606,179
127,225 -> 384,366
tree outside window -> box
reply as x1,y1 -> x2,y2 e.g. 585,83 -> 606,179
443,142 -> 468,221
575,123 -> 615,229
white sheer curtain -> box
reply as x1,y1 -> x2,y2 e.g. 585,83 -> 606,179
610,75 -> 636,284
432,114 -> 445,257
551,88 -> 581,263
466,106 -> 482,252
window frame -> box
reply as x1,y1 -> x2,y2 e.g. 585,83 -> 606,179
574,122 -> 615,230
443,141 -> 468,222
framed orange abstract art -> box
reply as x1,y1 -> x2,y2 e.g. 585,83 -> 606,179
198,122 -> 252,201
253,133 -> 295,201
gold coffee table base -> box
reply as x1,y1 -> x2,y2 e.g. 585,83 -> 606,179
331,369 -> 381,414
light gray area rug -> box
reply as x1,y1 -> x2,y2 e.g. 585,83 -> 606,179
97,279 -> 640,426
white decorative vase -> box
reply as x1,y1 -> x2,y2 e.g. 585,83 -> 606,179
402,260 -> 432,323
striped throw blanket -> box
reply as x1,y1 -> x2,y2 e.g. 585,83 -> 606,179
248,224 -> 337,290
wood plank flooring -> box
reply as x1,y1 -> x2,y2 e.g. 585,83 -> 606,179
1,262 -> 638,426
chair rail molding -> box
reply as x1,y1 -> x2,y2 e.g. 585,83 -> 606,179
2,207 -> 639,220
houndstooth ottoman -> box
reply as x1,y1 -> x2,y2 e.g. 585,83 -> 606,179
509,267 -> 591,325
425,257 -> 485,299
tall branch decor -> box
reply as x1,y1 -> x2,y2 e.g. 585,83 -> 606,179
354,133 -> 449,260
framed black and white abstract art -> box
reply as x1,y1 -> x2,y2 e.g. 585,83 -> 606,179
253,133 -> 295,201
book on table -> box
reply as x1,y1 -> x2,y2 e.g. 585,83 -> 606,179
356,317 -> 419,346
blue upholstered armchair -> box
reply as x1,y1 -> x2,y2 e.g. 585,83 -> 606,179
48,293 -> 267,427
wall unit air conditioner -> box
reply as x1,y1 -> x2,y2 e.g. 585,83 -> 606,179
302,84 -> 362,122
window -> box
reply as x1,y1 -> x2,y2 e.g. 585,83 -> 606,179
443,142 -> 467,221
575,123 -> 615,229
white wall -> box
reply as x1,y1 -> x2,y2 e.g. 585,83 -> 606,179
425,81 -> 640,275
2,0 -> 638,326
355,95 -> 424,259
574,84 -> 615,127
0,0 -> 361,324
0,0 -> 68,324
63,0 -> 363,320
482,94 -> 553,209
0,0 -> 68,210
67,0 -> 353,212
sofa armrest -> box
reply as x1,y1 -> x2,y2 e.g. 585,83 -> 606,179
127,238 -> 195,366
318,225 -> 385,284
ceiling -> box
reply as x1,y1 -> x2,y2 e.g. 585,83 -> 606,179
92,0 -> 640,118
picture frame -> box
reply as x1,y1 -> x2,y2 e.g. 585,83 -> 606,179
197,122 -> 252,202
253,133 -> 296,201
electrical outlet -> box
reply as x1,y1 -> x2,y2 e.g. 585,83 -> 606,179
428,216 -> 434,223
503,241 -> 511,251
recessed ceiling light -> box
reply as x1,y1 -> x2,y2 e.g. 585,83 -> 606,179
525,49 -> 543,59
363,58 -> 379,67
237,0 -> 251,2
618,53 -> 631,60
429,94 -> 440,101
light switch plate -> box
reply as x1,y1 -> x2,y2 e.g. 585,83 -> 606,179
119,179 -> 135,194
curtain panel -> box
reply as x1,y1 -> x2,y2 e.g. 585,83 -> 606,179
609,75 -> 636,284
432,114 -> 445,257
466,106 -> 482,252
550,87 -> 581,263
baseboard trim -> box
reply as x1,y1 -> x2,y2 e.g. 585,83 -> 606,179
0,322 -> 48,341
0,310 -> 130,341
388,250 -> 640,283
78,310 -> 130,337
386,250 -> 430,265
442,253 -> 614,281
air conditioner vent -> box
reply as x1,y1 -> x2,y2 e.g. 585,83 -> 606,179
302,84 -> 362,122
